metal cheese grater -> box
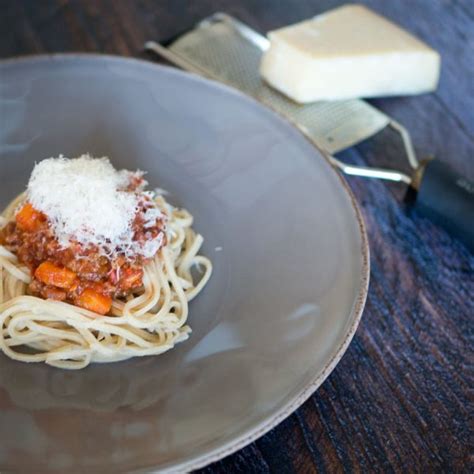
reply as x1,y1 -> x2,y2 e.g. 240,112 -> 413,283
145,13 -> 474,250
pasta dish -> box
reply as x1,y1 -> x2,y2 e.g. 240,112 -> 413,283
0,155 -> 212,369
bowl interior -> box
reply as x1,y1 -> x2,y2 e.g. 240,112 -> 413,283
0,55 -> 367,472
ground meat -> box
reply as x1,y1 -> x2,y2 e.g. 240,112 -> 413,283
2,200 -> 165,306
29,279 -> 67,302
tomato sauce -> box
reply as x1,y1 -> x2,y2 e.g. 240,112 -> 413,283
0,198 -> 166,314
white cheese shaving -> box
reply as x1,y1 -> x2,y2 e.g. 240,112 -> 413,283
142,207 -> 164,228
26,154 -> 164,259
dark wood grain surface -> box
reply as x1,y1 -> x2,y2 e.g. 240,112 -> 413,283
1,1 -> 473,472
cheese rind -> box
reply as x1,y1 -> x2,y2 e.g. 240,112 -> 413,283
260,4 -> 441,103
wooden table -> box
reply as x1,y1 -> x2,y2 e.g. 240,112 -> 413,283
2,1 -> 472,472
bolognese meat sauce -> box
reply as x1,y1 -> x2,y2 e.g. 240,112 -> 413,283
0,193 -> 166,315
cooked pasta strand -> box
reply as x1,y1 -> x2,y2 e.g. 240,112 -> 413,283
0,195 -> 212,369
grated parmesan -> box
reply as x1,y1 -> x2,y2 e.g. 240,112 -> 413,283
26,154 -> 164,259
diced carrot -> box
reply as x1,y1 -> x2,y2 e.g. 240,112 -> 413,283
74,289 -> 112,315
35,262 -> 77,289
16,202 -> 46,232
120,267 -> 143,290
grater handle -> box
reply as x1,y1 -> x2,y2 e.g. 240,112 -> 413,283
414,159 -> 474,252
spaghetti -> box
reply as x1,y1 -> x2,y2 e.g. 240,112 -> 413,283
0,157 -> 212,369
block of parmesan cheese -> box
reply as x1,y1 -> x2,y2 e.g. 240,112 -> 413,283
260,4 -> 441,103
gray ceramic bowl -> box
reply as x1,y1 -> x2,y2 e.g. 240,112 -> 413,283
0,55 -> 369,472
